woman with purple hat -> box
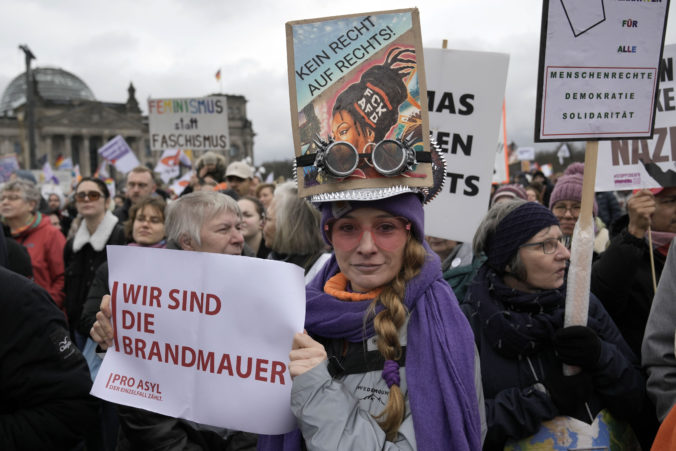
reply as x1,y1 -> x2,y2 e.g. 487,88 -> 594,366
462,199 -> 644,449
258,191 -> 483,450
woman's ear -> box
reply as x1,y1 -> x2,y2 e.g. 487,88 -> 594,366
179,235 -> 194,251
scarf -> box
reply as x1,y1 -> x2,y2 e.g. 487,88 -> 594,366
650,230 -> 676,257
128,239 -> 167,248
72,211 -> 119,252
466,265 -> 602,359
258,242 -> 480,451
10,212 -> 40,238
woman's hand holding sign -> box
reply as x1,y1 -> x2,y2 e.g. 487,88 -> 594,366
90,295 -> 114,350
289,331 -> 327,379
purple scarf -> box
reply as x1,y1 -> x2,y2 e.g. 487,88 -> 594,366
258,242 -> 481,450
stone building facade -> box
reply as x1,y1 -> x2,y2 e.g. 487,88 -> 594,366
0,67 -> 254,180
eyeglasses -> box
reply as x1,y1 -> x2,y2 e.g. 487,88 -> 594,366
0,193 -> 22,202
75,191 -> 103,202
324,216 -> 410,251
519,237 -> 565,254
552,203 -> 581,216
296,134 -> 432,179
135,214 -> 163,224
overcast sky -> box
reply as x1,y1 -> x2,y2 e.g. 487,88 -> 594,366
2,0 -> 675,165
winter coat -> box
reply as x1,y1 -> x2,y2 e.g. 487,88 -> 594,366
642,238 -> 676,422
64,211 -> 126,333
0,266 -> 97,450
463,266 -> 644,449
12,213 -> 66,306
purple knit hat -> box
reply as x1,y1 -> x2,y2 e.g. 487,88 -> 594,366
486,202 -> 560,271
549,162 -> 598,216
491,184 -> 528,206
320,192 -> 424,244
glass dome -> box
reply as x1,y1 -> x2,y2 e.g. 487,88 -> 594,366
0,67 -> 96,113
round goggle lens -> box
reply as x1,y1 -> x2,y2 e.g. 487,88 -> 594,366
372,140 -> 407,176
325,142 -> 359,177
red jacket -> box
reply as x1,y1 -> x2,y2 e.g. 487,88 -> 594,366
13,214 -> 65,307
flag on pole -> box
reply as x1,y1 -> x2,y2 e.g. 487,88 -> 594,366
58,157 -> 73,169
97,135 -> 140,174
215,69 -> 222,82
93,159 -> 109,179
170,171 -> 193,196
39,156 -> 59,184
179,149 -> 192,168
154,149 -> 182,183
54,154 -> 65,168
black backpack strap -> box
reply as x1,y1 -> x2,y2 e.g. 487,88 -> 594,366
318,337 -> 406,378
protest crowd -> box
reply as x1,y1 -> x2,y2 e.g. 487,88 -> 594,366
2,150 -> 675,450
3,6 -> 676,451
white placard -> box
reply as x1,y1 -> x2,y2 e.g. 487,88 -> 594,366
148,97 -> 230,152
98,135 -> 141,174
597,44 -> 676,192
424,48 -> 509,243
91,246 -> 305,435
517,147 -> 535,161
535,0 -> 669,141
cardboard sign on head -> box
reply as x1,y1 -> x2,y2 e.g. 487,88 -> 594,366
286,8 -> 432,198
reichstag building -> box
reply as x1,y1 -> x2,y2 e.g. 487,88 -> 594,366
0,67 -> 254,177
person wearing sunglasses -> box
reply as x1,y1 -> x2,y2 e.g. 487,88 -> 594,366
462,199 -> 643,449
64,177 -> 127,347
259,192 -> 483,450
1,178 -> 66,307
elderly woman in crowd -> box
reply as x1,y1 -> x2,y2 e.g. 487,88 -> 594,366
462,199 -> 643,449
64,177 -> 127,341
259,192 -> 483,450
549,162 -> 609,255
263,182 -> 329,282
1,178 -> 66,306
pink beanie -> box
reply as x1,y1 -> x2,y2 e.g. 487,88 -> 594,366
491,184 -> 528,206
549,162 -> 598,216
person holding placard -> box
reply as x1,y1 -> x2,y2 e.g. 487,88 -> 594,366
90,191 -> 256,451
258,191 -> 483,450
463,199 -> 643,449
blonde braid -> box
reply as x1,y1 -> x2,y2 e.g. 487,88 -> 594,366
370,238 -> 426,441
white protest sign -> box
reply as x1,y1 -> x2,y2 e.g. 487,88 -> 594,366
517,147 -> 535,161
148,97 -> 229,152
98,136 -> 141,174
535,0 -> 668,141
597,44 -> 676,192
424,48 -> 509,242
91,246 -> 305,435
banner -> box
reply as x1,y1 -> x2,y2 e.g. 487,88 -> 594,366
91,246 -> 305,435
98,136 -> 141,174
0,154 -> 19,182
154,149 -> 182,184
423,48 -> 509,243
286,8 -> 431,197
148,97 -> 229,152
535,0 -> 669,141
169,171 -> 193,196
597,44 -> 676,192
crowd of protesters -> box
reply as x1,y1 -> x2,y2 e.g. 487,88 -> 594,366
1,157 -> 675,450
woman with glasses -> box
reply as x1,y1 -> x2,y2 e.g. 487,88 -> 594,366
1,178 -> 66,307
462,199 -> 643,449
549,162 -> 609,257
259,192 -> 483,450
64,177 -> 126,343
